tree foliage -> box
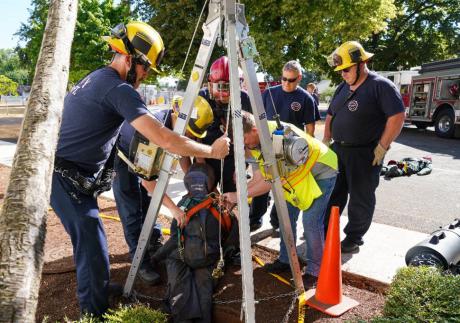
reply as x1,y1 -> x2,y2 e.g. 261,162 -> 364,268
366,0 -> 460,71
16,0 -> 130,84
0,49 -> 29,85
0,75 -> 18,95
132,0 -> 396,80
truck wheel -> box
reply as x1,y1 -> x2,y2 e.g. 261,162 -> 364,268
413,122 -> 428,130
434,110 -> 455,138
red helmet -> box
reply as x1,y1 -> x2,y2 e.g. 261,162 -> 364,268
208,56 -> 230,101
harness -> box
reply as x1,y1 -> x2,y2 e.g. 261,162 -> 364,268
182,193 -> 233,232
54,146 -> 116,199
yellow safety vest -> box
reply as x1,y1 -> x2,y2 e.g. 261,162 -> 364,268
250,121 -> 337,210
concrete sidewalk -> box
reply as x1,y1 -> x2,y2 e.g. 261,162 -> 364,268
0,139 -> 427,287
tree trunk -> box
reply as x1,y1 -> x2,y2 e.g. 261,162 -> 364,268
0,1 -> 78,322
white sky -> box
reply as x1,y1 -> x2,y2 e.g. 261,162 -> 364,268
0,0 -> 31,49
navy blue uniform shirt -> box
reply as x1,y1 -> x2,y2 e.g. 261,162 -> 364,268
56,67 -> 148,174
198,88 -> 252,148
327,71 -> 404,145
263,85 -> 317,130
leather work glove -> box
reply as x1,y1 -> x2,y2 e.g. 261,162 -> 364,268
372,143 -> 388,166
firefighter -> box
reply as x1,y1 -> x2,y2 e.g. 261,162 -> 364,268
322,41 -> 405,253
223,111 -> 337,287
113,95 -> 214,285
198,56 -> 252,193
50,21 -> 229,317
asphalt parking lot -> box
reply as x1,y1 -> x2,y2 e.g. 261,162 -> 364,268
372,125 -> 460,233
313,123 -> 459,234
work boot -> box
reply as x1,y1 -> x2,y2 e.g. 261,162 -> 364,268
302,273 -> 318,289
108,282 -> 123,298
250,222 -> 262,232
271,228 -> 280,238
341,239 -> 360,254
138,265 -> 161,285
263,259 -> 290,274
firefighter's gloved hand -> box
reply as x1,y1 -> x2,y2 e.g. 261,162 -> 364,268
372,143 -> 388,166
211,134 -> 231,159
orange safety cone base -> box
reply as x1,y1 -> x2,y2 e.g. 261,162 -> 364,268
304,288 -> 359,317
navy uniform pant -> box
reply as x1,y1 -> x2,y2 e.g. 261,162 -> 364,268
112,156 -> 161,267
50,171 -> 110,316
325,143 -> 382,244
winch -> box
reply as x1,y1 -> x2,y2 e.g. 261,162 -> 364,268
271,117 -> 309,177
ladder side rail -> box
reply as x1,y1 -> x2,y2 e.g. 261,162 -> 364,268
225,1 -> 256,322
123,12 -> 221,297
235,4 -> 305,292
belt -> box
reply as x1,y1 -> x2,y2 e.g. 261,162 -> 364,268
334,141 -> 376,148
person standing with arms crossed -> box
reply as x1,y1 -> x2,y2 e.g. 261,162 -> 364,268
322,41 -> 405,253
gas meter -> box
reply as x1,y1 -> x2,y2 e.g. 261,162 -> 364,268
117,131 -> 167,181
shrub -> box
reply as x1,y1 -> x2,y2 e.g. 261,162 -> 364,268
76,304 -> 168,323
376,266 -> 460,322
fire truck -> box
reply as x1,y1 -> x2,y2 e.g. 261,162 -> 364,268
406,58 -> 460,138
378,70 -> 419,108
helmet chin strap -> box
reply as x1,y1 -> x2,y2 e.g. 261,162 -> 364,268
126,56 -> 138,85
351,62 -> 361,86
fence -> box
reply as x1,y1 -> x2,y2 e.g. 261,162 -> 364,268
0,96 -> 27,106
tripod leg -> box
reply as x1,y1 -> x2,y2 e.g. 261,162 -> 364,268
123,7 -> 222,297
235,3 -> 305,293
226,4 -> 256,323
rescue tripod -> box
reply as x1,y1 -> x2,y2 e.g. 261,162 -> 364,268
123,1 -> 305,321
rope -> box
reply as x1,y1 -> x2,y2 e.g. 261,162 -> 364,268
179,0 -> 210,76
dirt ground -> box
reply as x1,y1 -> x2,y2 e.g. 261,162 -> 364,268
0,116 -> 386,322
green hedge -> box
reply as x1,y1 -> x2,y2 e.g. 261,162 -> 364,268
374,266 -> 460,322
77,304 -> 168,323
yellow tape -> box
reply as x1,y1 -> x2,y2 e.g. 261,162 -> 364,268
297,292 -> 306,323
161,227 -> 171,235
252,255 -> 293,287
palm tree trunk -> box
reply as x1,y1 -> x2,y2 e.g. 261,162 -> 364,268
0,1 -> 78,321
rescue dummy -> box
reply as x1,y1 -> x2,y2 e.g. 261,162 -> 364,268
153,163 -> 239,323
380,157 -> 432,179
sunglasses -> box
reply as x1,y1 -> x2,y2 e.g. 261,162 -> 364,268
340,67 -> 352,74
281,76 -> 298,83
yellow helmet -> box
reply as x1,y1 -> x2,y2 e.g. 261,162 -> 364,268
327,41 -> 374,71
104,21 -> 165,72
172,96 -> 214,138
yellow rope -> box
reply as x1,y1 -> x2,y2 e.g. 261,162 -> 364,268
99,213 -> 120,222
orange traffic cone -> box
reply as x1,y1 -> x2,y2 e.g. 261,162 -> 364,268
304,206 -> 359,316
